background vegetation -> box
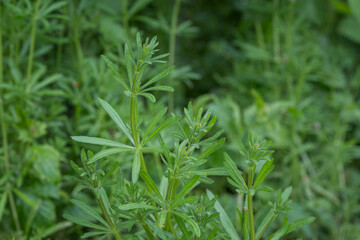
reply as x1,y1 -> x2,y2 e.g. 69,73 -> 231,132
1,0 -> 359,239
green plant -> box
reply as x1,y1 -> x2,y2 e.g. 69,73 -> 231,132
67,33 -> 226,239
210,134 -> 314,240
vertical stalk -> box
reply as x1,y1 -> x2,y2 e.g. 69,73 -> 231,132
248,167 -> 256,240
167,0 -> 181,112
121,0 -> 128,30
130,70 -> 148,173
0,4 -> 21,233
26,0 -> 41,91
93,181 -> 122,240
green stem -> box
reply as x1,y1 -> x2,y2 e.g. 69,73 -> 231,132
0,5 -> 21,233
26,0 -> 41,91
121,0 -> 129,30
248,167 -> 255,240
7,184 -> 21,233
137,213 -> 156,240
94,181 -> 122,240
165,177 -> 178,234
167,0 -> 181,112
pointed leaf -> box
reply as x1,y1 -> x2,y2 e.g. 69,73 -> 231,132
140,170 -> 163,201
101,55 -> 129,91
198,138 -> 225,160
89,148 -> 134,164
172,176 -> 200,207
207,190 -> 240,240
72,136 -> 132,148
98,98 -> 134,144
172,211 -> 201,237
132,150 -> 141,183
141,66 -> 175,89
71,199 -> 109,227
142,116 -> 181,145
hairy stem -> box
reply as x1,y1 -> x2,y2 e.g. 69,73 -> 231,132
248,167 -> 256,240
167,0 -> 181,112
26,0 -> 41,91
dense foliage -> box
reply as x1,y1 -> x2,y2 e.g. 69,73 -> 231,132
0,0 -> 359,239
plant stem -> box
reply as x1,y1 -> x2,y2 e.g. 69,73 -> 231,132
26,0 -> 41,92
167,0 -> 181,112
130,70 -> 148,173
93,181 -> 122,240
248,167 -> 256,240
0,5 -> 21,233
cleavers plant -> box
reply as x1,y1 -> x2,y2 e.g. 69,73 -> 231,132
66,33 -> 226,239
211,134 -> 315,240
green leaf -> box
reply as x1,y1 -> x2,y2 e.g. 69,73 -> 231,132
72,136 -> 132,148
266,217 -> 289,240
141,85 -> 174,93
138,92 -> 156,102
124,43 -> 134,84
13,188 -> 37,208
141,66 -> 175,89
128,0 -> 152,17
101,55 -> 129,91
253,159 -> 274,189
202,167 -> 228,176
31,145 -> 61,183
145,219 -> 174,239
285,217 -> 315,234
256,209 -> 277,240
98,98 -> 134,144
174,214 -> 192,240
63,214 -> 108,231
172,211 -> 201,237
88,148 -> 134,164
143,107 -> 167,140
172,176 -> 200,207
132,150 -> 141,183
71,199 -> 109,227
198,138 -> 225,160
38,221 -> 73,239
223,152 -> 248,192
207,190 -> 240,240
142,116 -> 181,145
101,161 -> 120,185
256,186 -> 273,192
81,231 -> 108,239
173,196 -> 199,207
118,203 -> 160,211
281,187 -> 292,203
139,171 -> 164,201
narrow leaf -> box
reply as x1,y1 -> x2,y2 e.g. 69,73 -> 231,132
98,98 -> 134,144
89,148 -> 134,164
72,136 -> 132,148
142,116 -> 181,145
71,199 -> 109,227
207,190 -> 240,240
198,138 -> 225,160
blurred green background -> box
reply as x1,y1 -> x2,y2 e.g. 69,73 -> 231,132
0,0 -> 360,239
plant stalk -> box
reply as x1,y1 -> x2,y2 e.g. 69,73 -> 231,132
167,0 -> 181,112
248,167 -> 256,240
26,0 -> 41,92
94,181 -> 122,240
0,4 -> 21,233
